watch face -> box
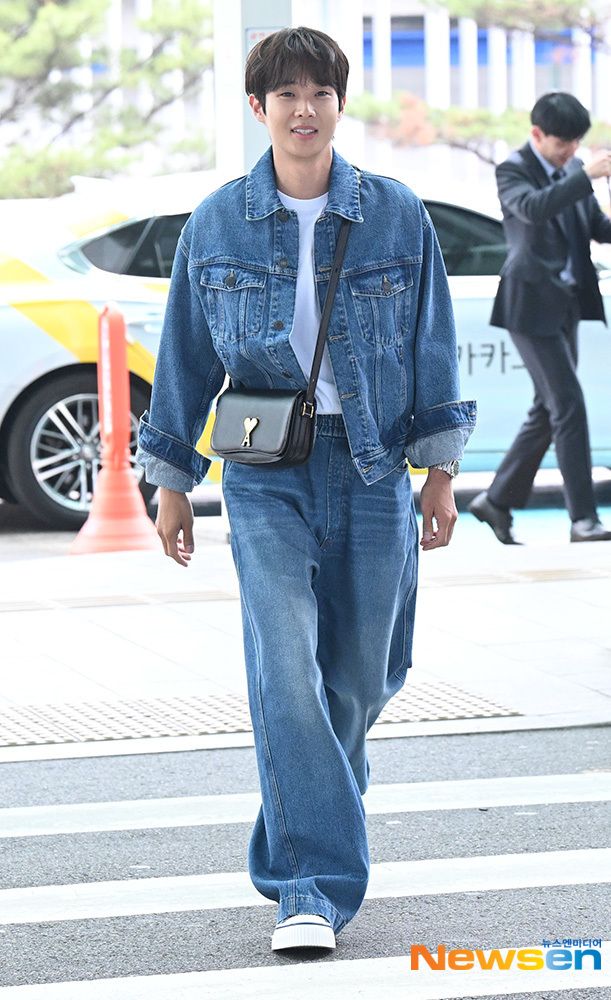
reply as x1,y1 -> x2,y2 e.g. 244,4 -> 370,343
449,460 -> 460,478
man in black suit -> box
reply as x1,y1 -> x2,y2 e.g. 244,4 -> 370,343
469,92 -> 611,543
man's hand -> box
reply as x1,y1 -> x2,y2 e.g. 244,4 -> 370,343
156,487 -> 195,567
419,468 -> 458,551
585,150 -> 611,180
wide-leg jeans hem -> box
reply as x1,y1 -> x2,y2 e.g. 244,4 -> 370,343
276,891 -> 348,935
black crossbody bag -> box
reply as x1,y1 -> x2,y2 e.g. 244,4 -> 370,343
210,217 -> 351,467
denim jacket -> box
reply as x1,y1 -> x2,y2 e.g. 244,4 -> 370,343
136,147 -> 476,491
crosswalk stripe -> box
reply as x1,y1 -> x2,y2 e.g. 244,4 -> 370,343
2,772 -> 609,838
0,944 -> 609,999
1,848 -> 610,926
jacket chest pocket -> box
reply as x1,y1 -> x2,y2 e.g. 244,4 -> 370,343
348,264 -> 412,347
199,264 -> 267,342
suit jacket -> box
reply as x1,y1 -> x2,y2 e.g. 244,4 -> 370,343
490,142 -> 611,337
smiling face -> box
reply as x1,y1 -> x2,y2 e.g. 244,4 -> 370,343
249,79 -> 345,166
531,125 -> 582,169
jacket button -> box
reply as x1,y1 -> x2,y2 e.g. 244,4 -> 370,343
382,275 -> 392,294
224,272 -> 237,288
278,210 -> 290,221
278,258 -> 289,268
273,320 -> 285,330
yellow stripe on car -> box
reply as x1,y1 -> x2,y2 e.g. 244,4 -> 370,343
68,212 -> 131,238
4,254 -> 158,382
0,255 -> 52,285
3,254 -> 216,466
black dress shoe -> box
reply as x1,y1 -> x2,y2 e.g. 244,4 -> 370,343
570,517 -> 611,542
467,491 -> 521,545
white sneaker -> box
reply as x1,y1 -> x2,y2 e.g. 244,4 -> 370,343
271,914 -> 336,951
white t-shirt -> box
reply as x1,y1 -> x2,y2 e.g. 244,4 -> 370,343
276,189 -> 342,414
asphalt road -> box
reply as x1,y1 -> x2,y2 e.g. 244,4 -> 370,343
1,727 -> 610,996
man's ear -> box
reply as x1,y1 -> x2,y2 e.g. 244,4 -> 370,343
338,95 -> 347,119
249,93 -> 266,123
531,124 -> 543,143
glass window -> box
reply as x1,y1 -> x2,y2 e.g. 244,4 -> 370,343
126,214 -> 190,278
80,220 -> 149,274
424,201 -> 507,276
80,213 -> 189,277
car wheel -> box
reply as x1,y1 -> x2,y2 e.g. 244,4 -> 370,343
6,371 -> 154,529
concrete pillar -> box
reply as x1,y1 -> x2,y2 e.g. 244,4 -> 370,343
107,0 -> 123,111
325,0 -> 364,98
71,38 -> 94,114
593,22 -> 611,120
214,0 -> 245,176
120,0 -> 153,116
372,0 -> 392,102
510,29 -> 535,110
214,0 -> 294,176
424,7 -> 450,109
135,0 -> 153,116
487,26 -> 507,114
572,27 -> 593,110
170,58 -> 187,139
200,67 -> 216,162
458,17 -> 478,109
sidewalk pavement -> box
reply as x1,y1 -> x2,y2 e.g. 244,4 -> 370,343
0,494 -> 610,763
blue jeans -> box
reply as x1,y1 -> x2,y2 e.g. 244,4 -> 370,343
222,413 -> 419,934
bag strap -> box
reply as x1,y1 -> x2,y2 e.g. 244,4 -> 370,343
304,216 -> 352,406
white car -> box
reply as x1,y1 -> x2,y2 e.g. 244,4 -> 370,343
1,191 -> 609,527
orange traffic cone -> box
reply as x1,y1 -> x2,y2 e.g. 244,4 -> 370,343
71,304 -> 159,555
70,462 -> 159,554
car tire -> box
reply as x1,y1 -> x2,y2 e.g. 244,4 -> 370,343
6,370 -> 155,530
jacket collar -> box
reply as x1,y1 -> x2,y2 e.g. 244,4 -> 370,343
245,146 -> 363,222
519,142 -> 552,187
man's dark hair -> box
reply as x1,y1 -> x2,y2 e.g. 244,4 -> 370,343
530,91 -> 591,140
244,26 -> 349,111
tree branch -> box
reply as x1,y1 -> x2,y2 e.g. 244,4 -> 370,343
141,68 -> 206,124
438,136 -> 498,165
0,46 -> 60,126
51,36 -> 168,140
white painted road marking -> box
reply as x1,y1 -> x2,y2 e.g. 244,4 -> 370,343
0,944 -> 609,999
1,848 -> 610,925
2,772 -> 609,838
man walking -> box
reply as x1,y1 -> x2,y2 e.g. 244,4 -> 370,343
137,26 -> 474,953
469,92 -> 611,543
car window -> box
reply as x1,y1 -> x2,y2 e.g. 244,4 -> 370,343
424,201 -> 507,277
80,220 -> 150,274
126,214 -> 190,278
80,214 -> 189,277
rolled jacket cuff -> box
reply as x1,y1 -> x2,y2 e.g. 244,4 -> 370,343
135,450 -> 198,492
137,410 -> 210,487
405,399 -> 477,469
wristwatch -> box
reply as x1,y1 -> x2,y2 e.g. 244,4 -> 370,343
430,459 -> 460,478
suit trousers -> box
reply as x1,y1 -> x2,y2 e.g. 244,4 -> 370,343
487,292 -> 595,521
221,413 -> 418,934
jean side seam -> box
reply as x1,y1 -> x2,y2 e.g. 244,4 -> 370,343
238,567 -> 302,882
391,506 -> 419,679
322,436 -> 333,548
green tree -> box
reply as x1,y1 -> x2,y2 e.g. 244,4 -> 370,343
0,0 -> 213,197
0,0 -> 108,131
433,1 -> 611,45
348,92 -> 611,165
